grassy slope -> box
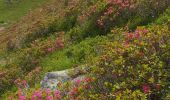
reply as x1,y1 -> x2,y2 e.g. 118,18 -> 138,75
0,0 -> 49,66
0,0 -> 64,50
41,36 -> 108,72
0,0 -> 48,26
0,0 -> 169,98
41,49 -> 74,72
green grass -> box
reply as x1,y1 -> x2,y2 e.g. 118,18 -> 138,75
40,49 -> 74,72
40,36 -> 109,72
0,0 -> 48,26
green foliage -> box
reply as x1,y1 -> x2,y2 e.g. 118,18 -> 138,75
86,24 -> 170,99
156,7 -> 170,24
1,0 -> 170,99
41,36 -> 109,72
0,67 -> 22,94
67,20 -> 101,43
41,49 -> 74,72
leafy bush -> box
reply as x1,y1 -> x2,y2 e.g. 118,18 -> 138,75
1,0 -> 170,99
87,24 -> 170,99
65,0 -> 170,44
66,36 -> 109,64
9,76 -> 94,100
0,67 -> 22,94
16,32 -> 65,72
156,7 -> 170,24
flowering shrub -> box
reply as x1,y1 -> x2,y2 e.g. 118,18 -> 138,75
0,67 -> 22,94
14,79 -> 29,90
42,32 -> 65,54
17,32 -> 65,72
1,0 -> 170,99
10,76 -> 94,100
87,24 -> 170,99
156,7 -> 170,25
0,32 -> 65,96
77,0 -> 169,33
96,0 -> 134,27
10,89 -> 61,100
25,67 -> 42,86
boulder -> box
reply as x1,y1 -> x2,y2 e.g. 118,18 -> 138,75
40,65 -> 90,90
41,70 -> 71,90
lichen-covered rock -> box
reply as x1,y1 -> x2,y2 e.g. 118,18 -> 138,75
41,70 -> 71,89
40,66 -> 90,90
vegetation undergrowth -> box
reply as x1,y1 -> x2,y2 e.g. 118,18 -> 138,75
0,0 -> 169,99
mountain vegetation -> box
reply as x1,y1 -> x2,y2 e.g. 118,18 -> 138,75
0,0 -> 169,99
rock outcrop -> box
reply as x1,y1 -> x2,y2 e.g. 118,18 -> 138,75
41,66 -> 90,90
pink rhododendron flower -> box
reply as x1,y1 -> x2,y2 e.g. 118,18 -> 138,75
47,48 -> 53,53
18,90 -> 26,100
135,33 -> 140,38
34,91 -> 42,98
46,89 -> 51,95
70,87 -> 78,96
83,77 -> 93,83
22,80 -> 27,87
142,84 -> 150,93
19,95 -> 26,100
31,90 -> 43,100
76,79 -> 81,85
47,95 -> 53,100
143,29 -> 148,34
30,94 -> 36,100
54,90 -> 61,99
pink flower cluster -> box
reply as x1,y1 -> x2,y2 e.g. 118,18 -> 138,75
14,79 -> 28,89
14,89 -> 61,100
54,90 -> 61,99
30,90 -> 42,100
12,77 -> 93,99
18,90 -> 26,100
78,5 -> 97,22
69,77 -> 93,99
97,0 -> 134,27
104,7 -> 114,16
69,86 -> 78,96
45,32 -> 65,54
142,84 -> 150,93
125,29 -> 149,41
142,83 -> 161,94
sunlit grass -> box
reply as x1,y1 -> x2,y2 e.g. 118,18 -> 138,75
40,49 -> 74,72
0,0 -> 48,26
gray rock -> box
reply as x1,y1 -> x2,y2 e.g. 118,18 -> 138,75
47,70 -> 70,79
41,65 -> 90,90
41,70 -> 71,89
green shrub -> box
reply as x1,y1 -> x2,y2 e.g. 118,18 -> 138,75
66,36 -> 109,64
156,7 -> 170,24
0,67 -> 22,95
87,24 -> 170,99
